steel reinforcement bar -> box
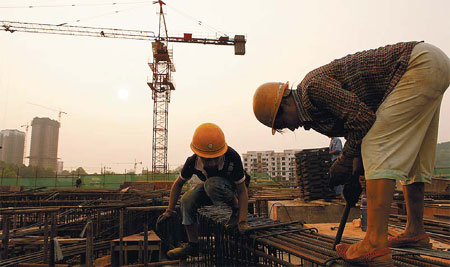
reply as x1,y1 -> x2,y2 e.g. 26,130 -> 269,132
196,206 -> 450,267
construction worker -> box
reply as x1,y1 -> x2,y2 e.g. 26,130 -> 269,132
157,123 -> 249,259
76,176 -> 82,188
329,137 -> 343,195
253,42 -> 449,266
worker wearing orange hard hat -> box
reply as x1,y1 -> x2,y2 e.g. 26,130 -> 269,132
253,42 -> 449,266
156,123 -> 249,259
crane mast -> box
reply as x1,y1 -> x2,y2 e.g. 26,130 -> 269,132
1,3 -> 246,176
148,0 -> 173,175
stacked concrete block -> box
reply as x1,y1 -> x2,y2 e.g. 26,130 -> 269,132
295,148 -> 335,200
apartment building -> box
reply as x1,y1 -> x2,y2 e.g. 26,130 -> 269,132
242,149 -> 301,182
29,117 -> 60,171
0,129 -> 25,165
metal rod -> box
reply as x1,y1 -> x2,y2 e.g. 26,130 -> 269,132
333,204 -> 351,250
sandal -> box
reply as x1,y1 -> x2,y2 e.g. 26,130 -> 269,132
388,233 -> 432,248
336,243 -> 394,266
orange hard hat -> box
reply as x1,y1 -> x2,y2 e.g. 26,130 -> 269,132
252,82 -> 289,135
190,123 -> 228,158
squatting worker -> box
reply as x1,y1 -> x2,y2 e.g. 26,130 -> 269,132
157,123 -> 249,259
252,42 -> 449,266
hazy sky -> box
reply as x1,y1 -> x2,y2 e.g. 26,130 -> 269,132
1,0 -> 449,173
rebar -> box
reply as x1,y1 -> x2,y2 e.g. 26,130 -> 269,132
196,205 -> 450,267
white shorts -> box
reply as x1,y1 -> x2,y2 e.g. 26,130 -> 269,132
362,43 -> 450,185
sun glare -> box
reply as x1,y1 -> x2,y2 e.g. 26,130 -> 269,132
118,89 -> 130,100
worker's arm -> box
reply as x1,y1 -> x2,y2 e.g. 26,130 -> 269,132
166,155 -> 195,212
329,139 -> 343,155
307,78 -> 376,157
329,150 -> 340,155
156,175 -> 186,229
236,181 -> 248,223
167,176 -> 186,212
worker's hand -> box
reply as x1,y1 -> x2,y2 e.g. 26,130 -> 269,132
352,157 -> 364,177
343,179 -> 362,208
329,156 -> 353,188
225,208 -> 239,229
156,209 -> 177,230
237,221 -> 250,234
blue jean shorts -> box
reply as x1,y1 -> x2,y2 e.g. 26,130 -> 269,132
181,176 -> 236,225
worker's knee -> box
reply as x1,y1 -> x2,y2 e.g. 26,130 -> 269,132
180,190 -> 195,210
204,176 -> 235,205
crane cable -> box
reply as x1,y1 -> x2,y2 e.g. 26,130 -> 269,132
0,1 -> 153,26
164,3 -> 226,37
0,1 -> 226,36
57,2 -> 151,26
0,1 -> 153,9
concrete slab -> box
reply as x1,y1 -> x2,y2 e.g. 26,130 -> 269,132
268,199 -> 361,223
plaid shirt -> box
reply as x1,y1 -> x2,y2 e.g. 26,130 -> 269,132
293,41 -> 420,157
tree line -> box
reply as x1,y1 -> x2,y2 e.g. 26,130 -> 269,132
0,161 -> 87,178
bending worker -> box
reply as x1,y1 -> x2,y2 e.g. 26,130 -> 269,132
157,123 -> 249,259
253,42 -> 449,266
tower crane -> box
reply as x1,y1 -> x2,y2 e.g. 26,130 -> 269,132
1,0 -> 246,176
20,123 -> 29,165
27,102 -> 67,124
112,160 -> 143,173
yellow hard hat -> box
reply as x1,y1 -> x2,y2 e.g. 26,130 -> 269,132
190,123 -> 228,158
252,82 -> 289,135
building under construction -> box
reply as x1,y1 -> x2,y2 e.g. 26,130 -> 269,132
29,117 -> 60,171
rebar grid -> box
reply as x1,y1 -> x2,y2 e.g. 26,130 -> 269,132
0,204 -> 170,265
195,205 -> 450,267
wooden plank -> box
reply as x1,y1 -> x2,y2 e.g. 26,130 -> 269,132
86,220 -> 93,267
112,231 -> 161,242
94,255 -> 111,267
1,214 -> 9,260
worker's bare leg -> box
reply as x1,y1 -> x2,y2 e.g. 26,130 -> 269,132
399,182 -> 428,238
344,179 -> 395,260
185,224 -> 199,243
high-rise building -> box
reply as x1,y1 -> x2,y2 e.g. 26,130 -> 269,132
29,117 -> 60,171
0,129 -> 25,165
242,149 -> 301,182
57,161 -> 64,173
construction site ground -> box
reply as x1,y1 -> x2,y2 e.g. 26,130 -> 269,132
306,222 -> 450,264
